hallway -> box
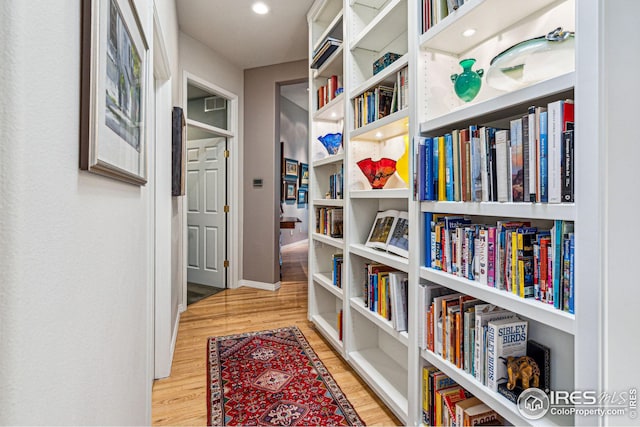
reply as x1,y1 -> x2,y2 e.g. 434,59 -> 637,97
152,242 -> 401,425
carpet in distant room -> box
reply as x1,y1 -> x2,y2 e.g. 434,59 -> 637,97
207,326 -> 365,426
187,283 -> 224,305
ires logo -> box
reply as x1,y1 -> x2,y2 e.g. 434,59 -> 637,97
518,389 -> 550,420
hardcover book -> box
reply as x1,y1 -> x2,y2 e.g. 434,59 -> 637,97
486,318 -> 528,391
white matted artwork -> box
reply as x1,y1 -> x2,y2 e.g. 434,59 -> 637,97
80,0 -> 149,185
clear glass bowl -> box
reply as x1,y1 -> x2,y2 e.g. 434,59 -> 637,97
486,27 -> 575,92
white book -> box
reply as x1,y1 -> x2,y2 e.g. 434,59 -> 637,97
477,228 -> 488,285
495,130 -> 509,202
528,108 -> 537,202
486,318 -> 528,391
474,305 -> 516,384
548,100 -> 564,203
387,211 -> 409,258
456,227 -> 463,277
479,127 -> 489,202
365,210 -> 400,251
388,272 -> 408,331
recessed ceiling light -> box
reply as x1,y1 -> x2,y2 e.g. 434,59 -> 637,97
252,2 -> 269,14
462,28 -> 476,37
375,132 -> 383,138
331,112 -> 337,118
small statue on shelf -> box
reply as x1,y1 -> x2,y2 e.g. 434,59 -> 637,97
504,356 -> 540,390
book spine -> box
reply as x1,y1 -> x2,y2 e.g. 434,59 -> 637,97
569,233 -> 575,314
487,226 -> 496,287
445,133 -> 454,201
452,130 -> 461,202
480,127 -> 489,202
425,213 -> 432,268
486,321 -> 498,391
548,100 -> 564,203
562,130 -> 574,203
522,115 -> 530,203
563,235 -> 571,312
470,126 -> 482,201
533,242 -> 540,300
426,137 -> 435,201
528,106 -> 537,202
510,118 -> 524,202
438,136 -> 446,201
540,111 -> 549,203
478,228 -> 488,286
511,231 -> 518,294
495,130 -> 509,202
553,220 -> 562,308
418,138 -> 426,201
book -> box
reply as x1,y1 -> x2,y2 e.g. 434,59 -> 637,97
365,210 -> 400,251
455,397 -> 481,426
561,129 -> 574,203
474,305 -> 517,384
539,111 -> 549,202
387,211 -> 409,258
445,133 -> 454,201
463,403 -> 502,426
310,37 -> 342,69
452,129 -> 461,201
510,118 -> 524,202
470,125 -> 482,201
486,318 -> 528,391
495,129 -> 510,202
527,106 -> 537,202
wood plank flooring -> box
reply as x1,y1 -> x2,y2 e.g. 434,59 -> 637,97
152,242 -> 402,426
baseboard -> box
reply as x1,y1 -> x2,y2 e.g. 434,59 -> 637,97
239,279 -> 281,291
178,303 -> 186,313
281,238 -> 309,250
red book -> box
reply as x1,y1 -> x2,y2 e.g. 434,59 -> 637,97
563,100 -> 575,131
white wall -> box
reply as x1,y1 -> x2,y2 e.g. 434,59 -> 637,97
0,0 -> 158,423
174,32 -> 244,300
280,95 -> 309,246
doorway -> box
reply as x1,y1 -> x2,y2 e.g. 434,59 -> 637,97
278,81 -> 310,281
184,79 -> 233,303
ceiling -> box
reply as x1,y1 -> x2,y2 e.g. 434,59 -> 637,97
280,82 -> 309,111
176,0 -> 315,70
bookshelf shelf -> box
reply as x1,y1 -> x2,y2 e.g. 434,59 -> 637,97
350,0 -> 407,52
420,267 -> 576,334
350,243 -> 409,273
311,313 -> 344,352
313,198 -> 344,207
350,109 -> 409,140
350,54 -> 408,99
420,201 -> 576,221
419,0 -> 563,56
313,272 -> 343,299
421,349 -> 564,427
420,72 -> 575,135
313,45 -> 344,80
349,348 -> 409,422
312,232 -> 344,249
312,9 -> 344,53
312,152 -> 344,167
350,297 -> 409,346
350,0 -> 388,8
350,188 -> 409,199
313,92 -> 345,122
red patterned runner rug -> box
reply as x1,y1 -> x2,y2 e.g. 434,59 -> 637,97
207,326 -> 365,426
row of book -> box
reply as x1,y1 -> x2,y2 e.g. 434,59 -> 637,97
353,66 -> 408,129
317,74 -> 341,110
422,0 -> 467,33
332,254 -> 343,288
315,207 -> 343,238
420,285 -> 551,396
422,365 -> 503,426
426,214 -> 576,313
328,167 -> 343,199
362,264 -> 408,332
417,99 -> 575,204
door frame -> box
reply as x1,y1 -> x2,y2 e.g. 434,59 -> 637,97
181,71 -> 241,310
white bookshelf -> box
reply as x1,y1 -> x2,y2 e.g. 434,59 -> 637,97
308,0 -> 605,425
313,198 -> 344,207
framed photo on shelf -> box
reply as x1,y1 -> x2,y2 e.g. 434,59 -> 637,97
80,0 -> 149,185
299,162 -> 309,187
284,158 -> 299,181
285,181 -> 297,201
297,189 -> 307,206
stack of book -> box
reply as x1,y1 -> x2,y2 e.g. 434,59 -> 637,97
310,37 -> 342,70
317,75 -> 340,109
417,99 -> 575,204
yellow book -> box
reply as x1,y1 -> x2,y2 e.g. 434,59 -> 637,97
438,136 -> 446,201
518,232 -> 525,298
511,231 -> 518,294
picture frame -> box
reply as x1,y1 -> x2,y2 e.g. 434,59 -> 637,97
297,189 -> 307,206
284,158 -> 299,181
80,0 -> 149,185
285,181 -> 297,201
299,162 -> 309,187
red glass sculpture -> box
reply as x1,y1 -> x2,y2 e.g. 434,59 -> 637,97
357,157 -> 397,189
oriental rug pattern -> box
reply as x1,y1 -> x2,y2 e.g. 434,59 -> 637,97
207,326 -> 365,426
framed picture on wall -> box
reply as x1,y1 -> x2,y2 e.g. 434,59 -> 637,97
297,189 -> 307,206
80,0 -> 149,185
285,181 -> 297,201
299,163 -> 309,188
284,158 -> 299,181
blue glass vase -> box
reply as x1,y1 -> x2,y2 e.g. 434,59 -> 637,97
318,133 -> 342,155
451,58 -> 483,102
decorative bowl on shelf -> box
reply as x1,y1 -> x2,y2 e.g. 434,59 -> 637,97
318,133 -> 342,155
451,58 -> 483,102
486,27 -> 575,92
356,157 -> 396,189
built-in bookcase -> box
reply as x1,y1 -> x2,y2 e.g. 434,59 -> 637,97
308,0 -> 601,425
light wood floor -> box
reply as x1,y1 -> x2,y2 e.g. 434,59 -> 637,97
152,242 -> 402,426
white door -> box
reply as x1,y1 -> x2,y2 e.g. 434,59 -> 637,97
186,136 -> 227,287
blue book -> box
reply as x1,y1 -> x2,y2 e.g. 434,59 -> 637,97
433,137 -> 439,200
540,111 -> 549,203
425,137 -> 435,200
553,220 -> 562,309
418,138 -> 426,200
424,213 -> 432,267
445,133 -> 454,201
569,233 -> 575,314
